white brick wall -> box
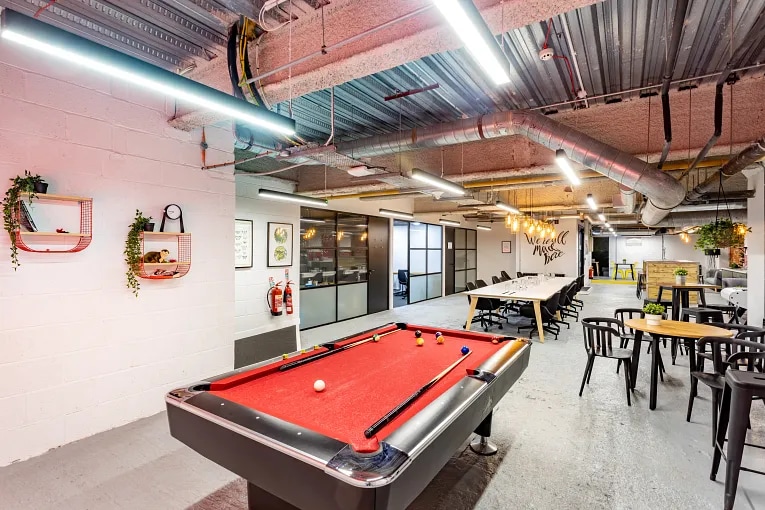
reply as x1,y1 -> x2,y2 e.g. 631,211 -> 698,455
0,44 -> 235,465
234,176 -> 301,347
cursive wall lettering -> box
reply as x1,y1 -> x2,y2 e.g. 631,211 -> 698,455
524,230 -> 569,265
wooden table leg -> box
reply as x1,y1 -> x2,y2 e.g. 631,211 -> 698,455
649,333 -> 660,410
630,330 -> 642,390
533,300 -> 545,343
464,295 -> 478,331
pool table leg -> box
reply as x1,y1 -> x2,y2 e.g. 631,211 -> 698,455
248,482 -> 299,510
469,412 -> 498,456
533,300 -> 545,343
464,295 -> 479,331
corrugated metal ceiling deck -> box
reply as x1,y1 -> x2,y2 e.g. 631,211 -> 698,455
282,0 -> 765,143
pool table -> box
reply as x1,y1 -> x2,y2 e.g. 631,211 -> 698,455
165,322 -> 531,510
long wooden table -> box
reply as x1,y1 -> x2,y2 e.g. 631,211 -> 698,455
624,318 -> 733,410
464,276 -> 576,343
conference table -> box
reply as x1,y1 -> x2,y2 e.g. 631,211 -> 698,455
624,318 -> 733,410
464,276 -> 576,343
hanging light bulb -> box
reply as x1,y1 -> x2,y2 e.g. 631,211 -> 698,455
511,217 -> 519,232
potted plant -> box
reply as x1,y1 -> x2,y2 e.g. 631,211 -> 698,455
622,258 -> 626,263
694,219 -> 750,253
673,268 -> 688,285
124,209 -> 152,297
643,303 -> 665,325
2,171 -> 46,269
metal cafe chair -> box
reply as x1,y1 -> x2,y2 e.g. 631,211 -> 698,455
580,318 -> 634,406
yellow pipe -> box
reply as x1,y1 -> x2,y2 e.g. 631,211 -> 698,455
659,157 -> 728,170
326,189 -> 401,200
464,171 -> 601,189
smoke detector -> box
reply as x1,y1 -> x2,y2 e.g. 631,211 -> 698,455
538,47 -> 554,61
347,165 -> 375,177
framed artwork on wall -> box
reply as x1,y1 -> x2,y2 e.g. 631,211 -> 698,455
235,219 -> 253,268
501,241 -> 512,253
267,222 -> 293,267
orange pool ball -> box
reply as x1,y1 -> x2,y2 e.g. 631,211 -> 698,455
416,338 -> 425,346
436,336 -> 445,344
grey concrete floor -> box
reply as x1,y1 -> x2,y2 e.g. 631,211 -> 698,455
1,285 -> 763,510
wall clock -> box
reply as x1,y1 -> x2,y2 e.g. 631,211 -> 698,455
160,203 -> 185,233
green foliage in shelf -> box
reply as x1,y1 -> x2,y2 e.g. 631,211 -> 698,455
673,268 -> 688,276
125,209 -> 152,297
694,218 -> 750,250
2,171 -> 44,270
643,303 -> 665,316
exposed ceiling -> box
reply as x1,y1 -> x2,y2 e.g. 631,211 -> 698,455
2,0 -> 763,231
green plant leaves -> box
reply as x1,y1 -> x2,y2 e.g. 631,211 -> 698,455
694,219 -> 750,250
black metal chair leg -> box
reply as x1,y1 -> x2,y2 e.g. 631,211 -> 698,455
711,388 -> 720,448
579,355 -> 594,396
687,377 -> 698,422
623,360 -> 632,406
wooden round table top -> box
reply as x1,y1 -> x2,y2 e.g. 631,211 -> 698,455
624,318 -> 734,339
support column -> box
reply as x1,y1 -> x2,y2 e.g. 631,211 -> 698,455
745,167 -> 764,327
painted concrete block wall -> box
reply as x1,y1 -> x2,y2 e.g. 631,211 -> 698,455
608,235 -> 711,271
234,176 -> 300,345
0,45 -> 235,466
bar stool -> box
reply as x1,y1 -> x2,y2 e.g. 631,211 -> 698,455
706,304 -> 740,324
681,308 -> 724,324
711,369 -> 765,510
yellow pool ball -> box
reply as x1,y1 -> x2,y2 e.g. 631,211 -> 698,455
416,338 -> 425,347
436,336 -> 445,344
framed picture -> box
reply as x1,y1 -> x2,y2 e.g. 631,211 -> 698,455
501,241 -> 512,254
267,222 -> 293,267
235,219 -> 253,268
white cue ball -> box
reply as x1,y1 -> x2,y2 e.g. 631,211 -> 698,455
313,380 -> 326,392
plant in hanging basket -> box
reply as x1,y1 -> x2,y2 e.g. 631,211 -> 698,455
2,171 -> 46,270
124,209 -> 152,297
694,218 -> 750,251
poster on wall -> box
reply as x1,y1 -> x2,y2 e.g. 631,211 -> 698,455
501,241 -> 512,253
267,222 -> 293,267
524,230 -> 569,265
234,219 -> 253,268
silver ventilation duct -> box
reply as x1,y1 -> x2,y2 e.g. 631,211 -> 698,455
651,210 -> 747,228
337,110 -> 686,222
686,135 -> 765,201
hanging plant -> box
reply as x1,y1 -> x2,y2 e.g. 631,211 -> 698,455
694,218 -> 750,251
2,171 -> 45,270
125,209 -> 152,297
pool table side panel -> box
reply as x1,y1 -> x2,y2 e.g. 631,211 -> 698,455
166,402 -> 375,510
377,344 -> 531,510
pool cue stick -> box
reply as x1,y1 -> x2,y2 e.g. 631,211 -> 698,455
364,350 -> 473,438
279,329 -> 399,371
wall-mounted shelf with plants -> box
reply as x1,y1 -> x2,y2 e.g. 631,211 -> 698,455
3,171 -> 92,270
125,210 -> 191,296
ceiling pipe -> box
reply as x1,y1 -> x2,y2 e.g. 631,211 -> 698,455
337,110 -> 687,220
618,185 -> 637,213
658,0 -> 690,169
686,135 -> 765,201
650,209 -> 747,228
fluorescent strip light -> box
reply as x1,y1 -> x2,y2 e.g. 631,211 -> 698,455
431,0 -> 511,85
598,213 -> 606,221
439,219 -> 461,227
300,218 -> 326,224
258,189 -> 328,207
0,10 -> 295,136
495,201 -> 520,214
586,194 -> 597,211
476,225 -> 491,231
411,168 -> 466,196
554,150 -> 581,185
379,208 -> 414,219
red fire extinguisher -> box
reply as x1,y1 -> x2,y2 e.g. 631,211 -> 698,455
267,281 -> 283,316
588,266 -> 594,279
284,281 -> 294,315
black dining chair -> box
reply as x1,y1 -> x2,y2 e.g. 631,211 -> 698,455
687,337 -> 765,445
396,269 -> 408,297
580,318 -> 633,406
500,270 -> 512,281
517,292 -> 561,340
465,281 -> 504,332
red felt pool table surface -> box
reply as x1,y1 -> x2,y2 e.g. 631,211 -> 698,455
209,324 -> 518,452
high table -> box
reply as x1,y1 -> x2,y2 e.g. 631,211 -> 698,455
657,283 -> 720,320
464,276 -> 575,343
614,262 -> 635,280
624,318 -> 733,410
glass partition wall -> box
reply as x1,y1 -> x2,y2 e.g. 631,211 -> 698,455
299,208 -> 369,329
454,228 -> 477,292
393,220 -> 443,306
